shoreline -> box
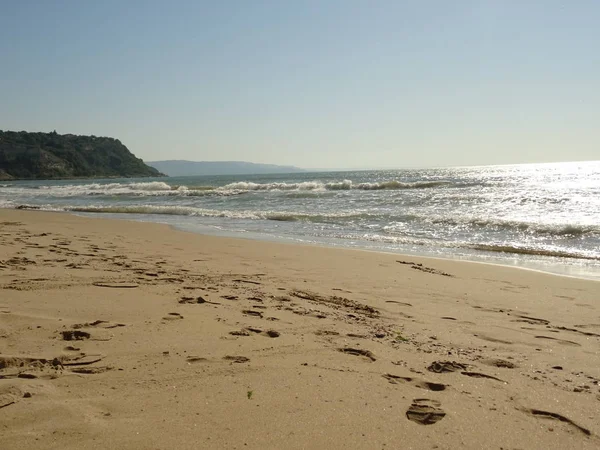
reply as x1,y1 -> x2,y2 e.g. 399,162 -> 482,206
4,206 -> 600,286
72,209 -> 600,282
1,209 -> 599,449
168,221 -> 599,283
3,162 -> 599,284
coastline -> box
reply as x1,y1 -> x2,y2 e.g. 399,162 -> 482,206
1,209 -> 599,449
3,162 -> 599,283
74,209 -> 600,282
6,206 -> 600,285
167,217 -> 600,283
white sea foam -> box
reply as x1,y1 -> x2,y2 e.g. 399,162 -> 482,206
217,179 -> 454,192
428,216 -> 600,237
2,179 -> 461,198
10,181 -> 222,198
63,204 -> 374,223
217,181 -> 328,191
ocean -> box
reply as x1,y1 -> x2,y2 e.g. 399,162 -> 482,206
1,161 -> 599,280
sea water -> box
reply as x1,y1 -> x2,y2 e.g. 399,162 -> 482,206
1,161 -> 599,280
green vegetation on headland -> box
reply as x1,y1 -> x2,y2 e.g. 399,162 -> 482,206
0,130 -> 163,180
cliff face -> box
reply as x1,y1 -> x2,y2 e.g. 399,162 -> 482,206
0,131 -> 163,180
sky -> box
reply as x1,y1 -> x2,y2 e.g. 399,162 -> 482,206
1,1 -> 599,169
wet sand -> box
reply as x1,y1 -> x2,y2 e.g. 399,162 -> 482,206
1,209 -> 599,449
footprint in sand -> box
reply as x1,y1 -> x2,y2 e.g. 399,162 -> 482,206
552,326 -> 600,338
474,334 -> 513,345
92,282 -> 139,289
338,347 -> 376,362
61,355 -> 105,367
396,261 -> 454,277
1,354 -> 107,379
521,327 -> 559,333
233,279 -> 261,286
427,361 -> 506,382
383,374 -> 446,391
521,408 -> 591,436
511,314 -> 550,325
460,371 -> 506,383
229,328 -> 280,338
70,366 -> 112,375
162,312 -> 184,320
534,336 -> 580,346
64,346 -> 81,351
179,296 -> 218,305
385,301 -> 412,307
315,330 -> 340,336
406,399 -> 446,425
427,361 -> 467,373
72,320 -> 125,330
61,330 -> 91,341
230,330 -> 251,336
186,356 -> 209,363
0,385 -> 25,409
480,358 -> 517,369
223,356 -> 250,363
332,288 -> 352,293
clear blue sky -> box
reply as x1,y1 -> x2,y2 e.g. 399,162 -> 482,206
1,1 -> 598,168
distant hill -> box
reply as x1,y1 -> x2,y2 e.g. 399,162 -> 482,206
147,160 -> 306,176
0,130 -> 163,180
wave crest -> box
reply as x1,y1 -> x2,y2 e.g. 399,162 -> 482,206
3,178 -> 465,197
430,217 -> 599,237
469,244 -> 600,261
218,179 -> 454,192
57,205 -> 373,223
21,181 -> 225,197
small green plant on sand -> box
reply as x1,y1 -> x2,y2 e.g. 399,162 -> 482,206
247,390 -> 253,399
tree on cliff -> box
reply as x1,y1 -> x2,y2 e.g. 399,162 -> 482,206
0,130 -> 163,180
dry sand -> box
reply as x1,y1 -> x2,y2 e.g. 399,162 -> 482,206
1,209 -> 599,449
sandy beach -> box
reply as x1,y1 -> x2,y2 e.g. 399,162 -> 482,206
1,209 -> 599,449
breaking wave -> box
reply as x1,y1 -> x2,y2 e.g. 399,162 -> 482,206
48,204 -> 374,224
428,217 -> 599,237
7,181 -> 226,197
1,179 -> 471,198
9,201 -> 598,239
37,181 -> 173,192
468,244 -> 600,261
330,232 -> 599,260
218,179 -> 456,192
